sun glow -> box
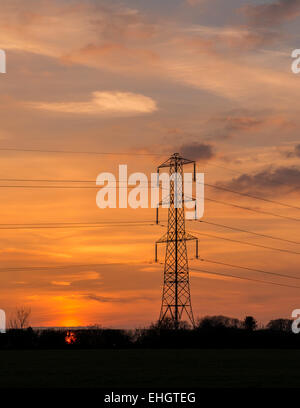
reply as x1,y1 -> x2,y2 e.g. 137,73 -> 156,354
60,319 -> 81,327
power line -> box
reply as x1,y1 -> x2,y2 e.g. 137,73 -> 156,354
203,182 -> 300,211
0,179 -> 160,189
1,182 -> 299,223
0,263 -> 106,271
192,220 -> 300,245
205,197 -> 300,222
1,147 -> 298,204
0,178 -> 103,183
0,261 -> 160,272
4,257 -> 298,286
0,220 -> 157,226
198,258 -> 300,281
189,230 -> 300,256
190,267 -> 300,289
0,224 -> 153,230
0,185 -> 155,189
0,177 -> 299,215
0,178 -> 176,185
184,192 -> 300,223
0,176 -> 299,212
0,220 -> 165,230
0,148 -> 164,157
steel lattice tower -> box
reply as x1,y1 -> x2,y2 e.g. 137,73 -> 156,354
155,153 -> 198,329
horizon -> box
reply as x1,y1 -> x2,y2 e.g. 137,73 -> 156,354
0,0 -> 300,328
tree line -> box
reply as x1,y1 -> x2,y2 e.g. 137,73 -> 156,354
0,313 -> 299,349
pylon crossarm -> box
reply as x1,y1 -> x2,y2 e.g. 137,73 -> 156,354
157,234 -> 197,243
157,153 -> 195,169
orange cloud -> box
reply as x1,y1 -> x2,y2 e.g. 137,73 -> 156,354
60,43 -> 160,74
27,91 -> 157,116
0,0 -> 298,108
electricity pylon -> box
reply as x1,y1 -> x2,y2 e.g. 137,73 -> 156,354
155,153 -> 198,329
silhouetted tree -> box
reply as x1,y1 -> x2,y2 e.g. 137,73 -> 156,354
197,315 -> 241,330
243,316 -> 257,331
150,317 -> 190,330
8,306 -> 31,329
267,319 -> 292,332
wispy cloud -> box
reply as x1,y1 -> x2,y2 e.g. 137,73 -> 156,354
241,0 -> 300,27
183,25 -> 280,50
1,0 -> 298,106
51,281 -> 71,286
27,91 -> 157,116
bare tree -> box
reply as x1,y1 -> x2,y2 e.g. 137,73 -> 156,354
8,306 -> 31,329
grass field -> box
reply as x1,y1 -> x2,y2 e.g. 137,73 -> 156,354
0,349 -> 300,388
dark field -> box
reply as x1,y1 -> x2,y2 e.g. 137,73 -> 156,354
1,349 -> 300,388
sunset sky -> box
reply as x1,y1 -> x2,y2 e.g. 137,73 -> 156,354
1,0 -> 300,328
